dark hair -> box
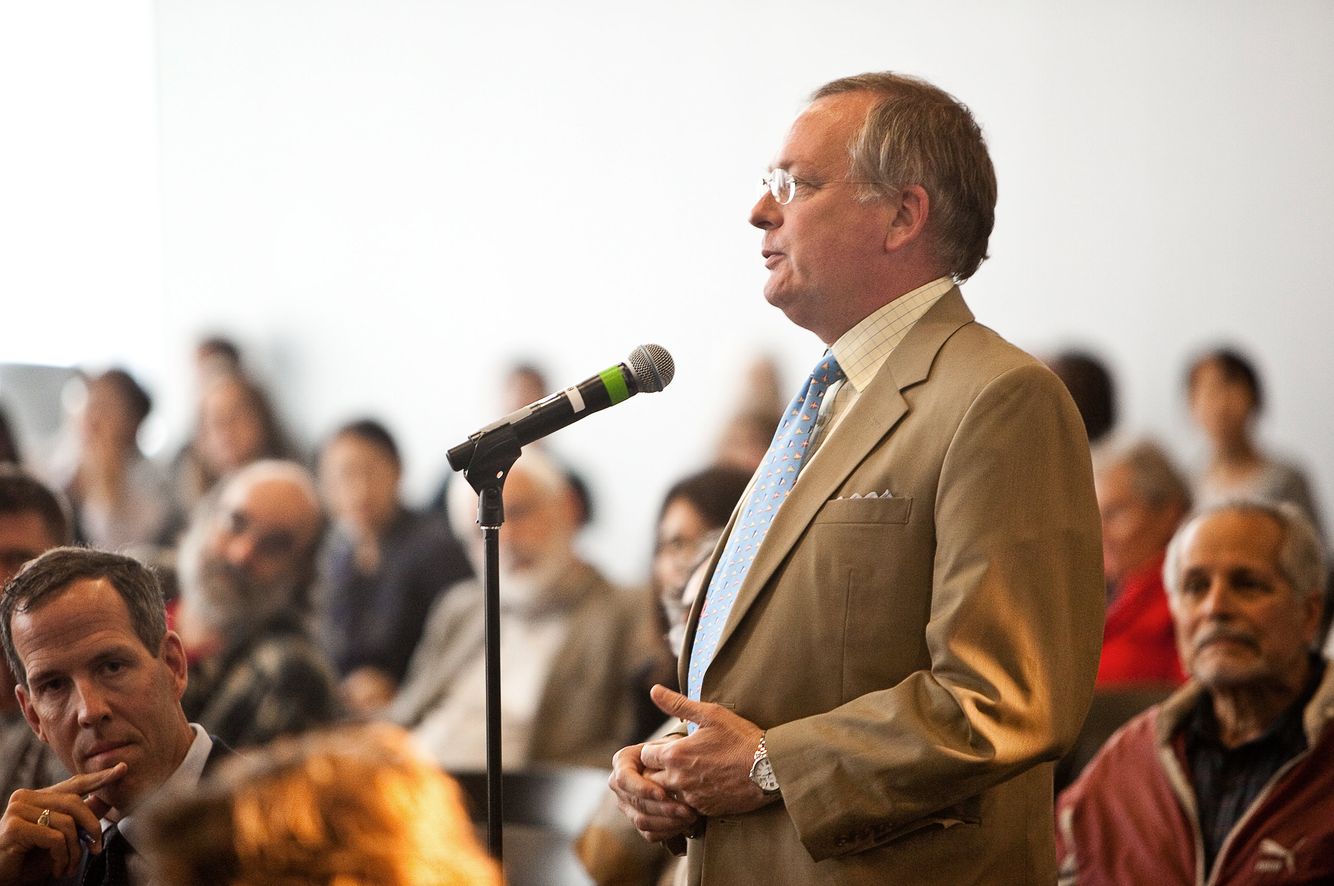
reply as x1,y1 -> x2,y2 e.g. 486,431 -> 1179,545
201,372 -> 297,461
812,72 -> 997,282
324,418 -> 401,469
0,404 -> 20,465
0,465 -> 72,545
2,547 -> 167,687
197,336 -> 242,369
1187,347 -> 1263,413
1049,351 -> 1117,445
96,368 -> 153,429
659,466 -> 753,530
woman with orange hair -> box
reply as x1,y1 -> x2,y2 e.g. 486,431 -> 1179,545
140,723 -> 499,886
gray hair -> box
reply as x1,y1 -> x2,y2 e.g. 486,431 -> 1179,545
1163,499 -> 1326,602
1094,438 -> 1192,511
811,72 -> 997,282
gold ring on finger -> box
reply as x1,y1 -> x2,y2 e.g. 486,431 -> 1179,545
36,808 -> 51,828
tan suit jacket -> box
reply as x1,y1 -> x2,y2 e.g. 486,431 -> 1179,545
678,290 -> 1104,884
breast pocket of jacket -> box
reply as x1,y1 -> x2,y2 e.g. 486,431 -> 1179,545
809,494 -> 933,697
812,495 -> 913,526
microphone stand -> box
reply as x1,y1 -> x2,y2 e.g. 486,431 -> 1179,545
460,422 -> 523,863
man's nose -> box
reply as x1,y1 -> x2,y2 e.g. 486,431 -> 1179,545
75,677 -> 112,726
1195,579 -> 1235,618
225,531 -> 259,568
749,192 -> 780,230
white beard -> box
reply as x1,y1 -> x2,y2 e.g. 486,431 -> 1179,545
497,551 -> 573,615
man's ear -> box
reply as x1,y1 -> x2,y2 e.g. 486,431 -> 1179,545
161,630 -> 190,699
884,184 -> 931,252
15,682 -> 48,744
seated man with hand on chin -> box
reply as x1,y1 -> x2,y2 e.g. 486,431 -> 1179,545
0,548 -> 232,886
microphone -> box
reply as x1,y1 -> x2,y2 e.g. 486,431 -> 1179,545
447,344 -> 675,471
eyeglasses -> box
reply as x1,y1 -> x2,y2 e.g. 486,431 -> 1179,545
759,168 -> 879,205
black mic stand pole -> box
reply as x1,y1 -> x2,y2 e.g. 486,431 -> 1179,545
461,423 -> 523,863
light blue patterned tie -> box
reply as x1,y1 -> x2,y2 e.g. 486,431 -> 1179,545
685,351 -> 844,715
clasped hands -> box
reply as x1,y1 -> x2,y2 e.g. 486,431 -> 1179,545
610,684 -> 778,844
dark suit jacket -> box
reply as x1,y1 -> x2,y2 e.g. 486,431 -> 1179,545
679,290 -> 1105,884
54,734 -> 235,886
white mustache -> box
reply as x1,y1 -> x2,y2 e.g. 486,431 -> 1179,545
1193,627 -> 1260,653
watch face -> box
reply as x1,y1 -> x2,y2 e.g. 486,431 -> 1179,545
750,756 -> 779,793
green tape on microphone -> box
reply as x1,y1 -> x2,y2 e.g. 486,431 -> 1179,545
599,366 -> 631,404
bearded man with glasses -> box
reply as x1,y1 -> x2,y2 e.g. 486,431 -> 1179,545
610,72 -> 1104,885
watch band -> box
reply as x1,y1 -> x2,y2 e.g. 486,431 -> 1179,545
749,730 -> 780,795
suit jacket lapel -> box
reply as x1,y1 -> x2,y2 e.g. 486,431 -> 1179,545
680,289 -> 975,691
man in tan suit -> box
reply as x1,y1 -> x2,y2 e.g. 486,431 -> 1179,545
610,72 -> 1104,884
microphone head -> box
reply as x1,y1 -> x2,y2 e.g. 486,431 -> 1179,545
626,344 -> 675,393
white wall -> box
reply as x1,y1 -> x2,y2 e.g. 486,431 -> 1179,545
8,1 -> 1334,580
0,2 -> 165,434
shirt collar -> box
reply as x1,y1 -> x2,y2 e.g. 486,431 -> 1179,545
1186,656 -> 1325,752
111,723 -> 213,846
830,276 -> 954,392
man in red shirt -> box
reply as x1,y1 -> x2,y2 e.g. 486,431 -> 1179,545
1094,439 -> 1191,687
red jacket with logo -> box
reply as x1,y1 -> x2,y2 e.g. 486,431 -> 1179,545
1056,664 -> 1334,885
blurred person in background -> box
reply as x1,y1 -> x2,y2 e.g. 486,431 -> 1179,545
0,404 -> 22,465
1049,350 -> 1118,452
57,369 -> 172,552
1094,439 -> 1190,688
316,418 -> 471,716
1057,501 -> 1334,884
648,466 -> 754,689
171,372 -> 297,518
193,336 -> 242,384
390,448 -> 652,770
577,465 -> 751,886
712,355 -> 784,474
711,409 -> 780,475
0,467 -> 71,801
176,460 -> 340,748
139,723 -> 499,886
433,359 -> 594,526
1186,346 -> 1322,533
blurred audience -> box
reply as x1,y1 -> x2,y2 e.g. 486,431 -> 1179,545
712,409 -> 780,475
1093,439 -> 1190,687
1049,350 -> 1118,450
194,335 -> 243,383
1057,500 -> 1333,884
140,723 -> 500,886
0,467 -> 71,801
172,371 -> 297,517
649,466 -> 753,676
317,418 -> 471,716
712,354 -> 783,473
55,368 -> 173,552
390,448 -> 655,770
1186,347 -> 1323,531
433,359 -> 594,526
576,464 -> 750,886
177,460 -> 341,748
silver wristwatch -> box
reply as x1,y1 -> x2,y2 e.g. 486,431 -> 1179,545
748,731 -> 780,795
